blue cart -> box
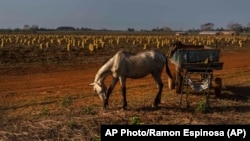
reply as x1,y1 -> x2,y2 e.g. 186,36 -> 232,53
168,42 -> 224,109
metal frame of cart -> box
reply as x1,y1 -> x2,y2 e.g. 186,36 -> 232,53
168,43 -> 223,111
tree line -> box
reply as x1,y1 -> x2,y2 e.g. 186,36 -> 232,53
200,22 -> 250,32
1,22 -> 250,33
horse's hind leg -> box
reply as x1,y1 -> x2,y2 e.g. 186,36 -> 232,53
154,81 -> 163,106
152,75 -> 163,107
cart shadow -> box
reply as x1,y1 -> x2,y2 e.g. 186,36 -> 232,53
133,86 -> 250,113
211,105 -> 250,113
178,85 -> 250,102
220,85 -> 250,102
209,85 -> 250,113
134,86 -> 250,113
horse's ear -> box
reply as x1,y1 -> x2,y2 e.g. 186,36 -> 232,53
88,82 -> 95,86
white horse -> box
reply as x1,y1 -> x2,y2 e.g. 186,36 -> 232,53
89,49 -> 173,109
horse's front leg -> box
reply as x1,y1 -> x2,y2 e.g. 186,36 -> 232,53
119,77 -> 127,109
104,78 -> 118,108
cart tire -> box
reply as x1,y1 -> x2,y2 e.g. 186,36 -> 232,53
176,76 -> 183,94
213,77 -> 222,97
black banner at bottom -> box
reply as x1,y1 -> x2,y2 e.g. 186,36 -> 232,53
101,125 -> 250,140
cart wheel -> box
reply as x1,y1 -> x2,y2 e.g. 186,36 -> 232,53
176,70 -> 183,94
176,76 -> 183,94
213,77 -> 222,97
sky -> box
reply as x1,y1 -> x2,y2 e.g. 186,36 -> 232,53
0,0 -> 249,30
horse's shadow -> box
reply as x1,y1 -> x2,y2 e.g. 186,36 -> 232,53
134,105 -> 173,112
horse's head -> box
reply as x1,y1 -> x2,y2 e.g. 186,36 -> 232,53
89,82 -> 107,102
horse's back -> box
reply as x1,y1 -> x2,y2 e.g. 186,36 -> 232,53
120,49 -> 166,65
111,50 -> 166,78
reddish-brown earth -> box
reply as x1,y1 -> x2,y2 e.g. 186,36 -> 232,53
0,48 -> 250,140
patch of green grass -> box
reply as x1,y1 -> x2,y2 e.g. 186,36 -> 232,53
59,96 -> 72,107
40,106 -> 49,116
195,100 -> 207,113
130,116 -> 144,125
67,120 -> 77,129
82,106 -> 95,115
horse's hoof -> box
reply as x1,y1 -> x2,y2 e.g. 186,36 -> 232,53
121,106 -> 127,110
152,104 -> 159,109
102,105 -> 110,110
101,107 -> 107,111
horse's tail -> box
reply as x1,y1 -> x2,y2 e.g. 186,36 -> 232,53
165,55 -> 173,80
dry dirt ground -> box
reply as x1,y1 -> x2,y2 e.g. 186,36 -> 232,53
0,47 -> 250,140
